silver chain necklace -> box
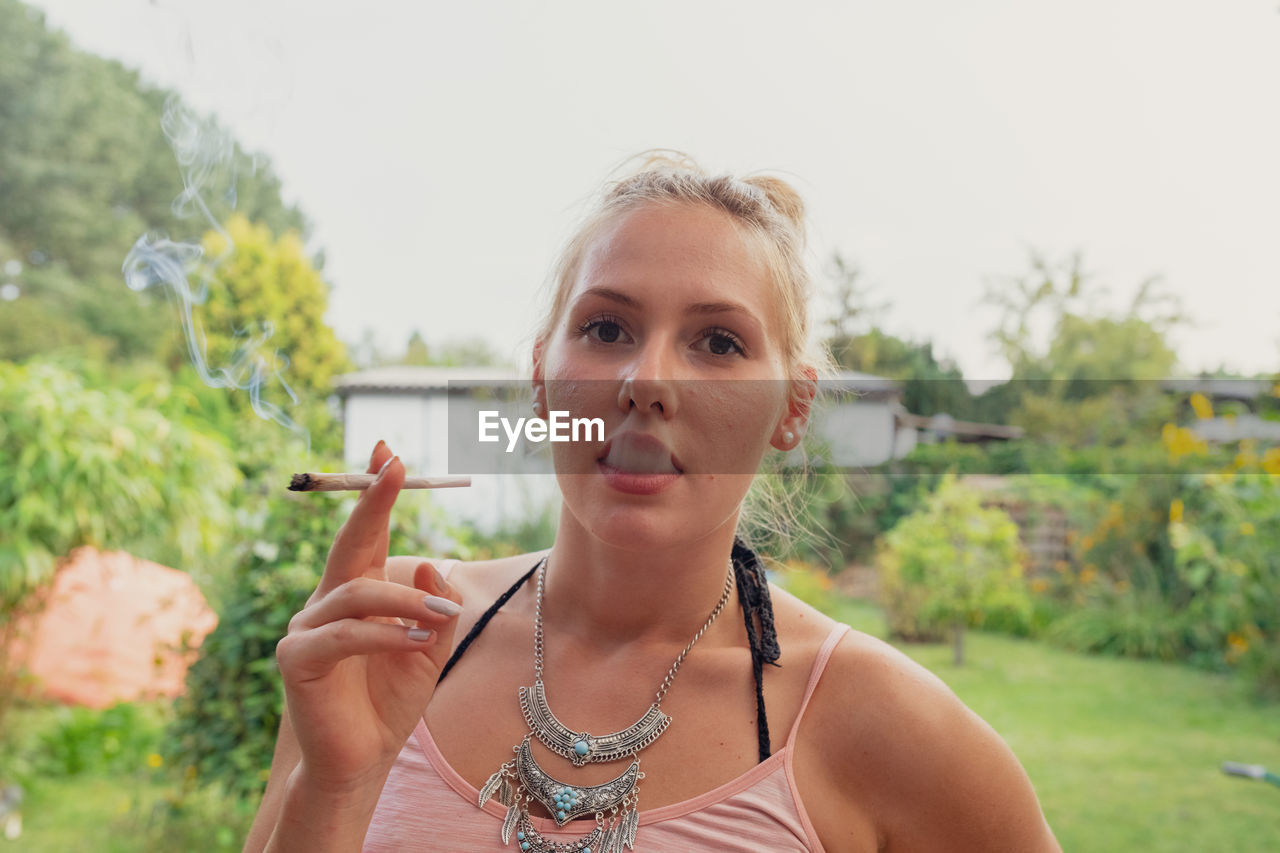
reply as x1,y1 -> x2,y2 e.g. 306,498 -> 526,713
479,558 -> 735,853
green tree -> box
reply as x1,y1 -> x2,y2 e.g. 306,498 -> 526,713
0,0 -> 306,364
982,251 -> 1183,441
984,251 -> 1182,384
823,253 -> 977,418
876,475 -> 1031,664
165,215 -> 351,424
403,330 -> 432,365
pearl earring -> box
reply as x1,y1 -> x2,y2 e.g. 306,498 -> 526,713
532,401 -> 545,418
783,430 -> 795,445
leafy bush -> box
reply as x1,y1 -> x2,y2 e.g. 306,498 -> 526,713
0,360 -> 239,605
876,475 -> 1031,662
772,559 -> 841,613
26,703 -> 165,778
1168,472 -> 1280,695
1047,592 -> 1208,662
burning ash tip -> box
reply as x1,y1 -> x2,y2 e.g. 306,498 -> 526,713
288,473 -> 313,491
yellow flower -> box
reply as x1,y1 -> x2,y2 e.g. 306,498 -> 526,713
1190,392 -> 1214,420
1162,424 -> 1208,460
1030,578 -> 1050,594
146,753 -> 164,769
1169,499 -> 1184,523
1080,566 -> 1098,584
1240,521 -> 1255,537
1263,447 -> 1280,476
1228,632 -> 1250,653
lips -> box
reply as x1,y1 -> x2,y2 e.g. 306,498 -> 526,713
598,432 -> 683,475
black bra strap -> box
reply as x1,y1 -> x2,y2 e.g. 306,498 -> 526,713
437,558 -> 543,683
436,543 -> 779,763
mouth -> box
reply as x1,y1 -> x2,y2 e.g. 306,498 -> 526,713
598,432 -> 683,475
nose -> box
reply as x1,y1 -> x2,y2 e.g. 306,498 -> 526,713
617,341 -> 678,419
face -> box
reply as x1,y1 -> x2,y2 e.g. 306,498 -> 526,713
535,202 -> 808,553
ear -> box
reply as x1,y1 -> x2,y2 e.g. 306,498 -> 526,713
769,366 -> 817,451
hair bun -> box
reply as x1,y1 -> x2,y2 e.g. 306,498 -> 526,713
743,175 -> 806,232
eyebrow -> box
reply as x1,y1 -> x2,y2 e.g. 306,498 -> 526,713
576,287 -> 757,320
687,300 -> 756,318
576,286 -> 638,307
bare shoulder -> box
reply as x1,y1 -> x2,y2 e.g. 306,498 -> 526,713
794,628 -> 1061,852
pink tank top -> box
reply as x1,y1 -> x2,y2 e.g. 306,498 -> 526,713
364,561 -> 849,852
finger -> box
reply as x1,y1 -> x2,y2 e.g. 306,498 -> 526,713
365,443 -> 393,567
366,440 -> 391,475
276,618 -> 438,683
292,576 -> 462,632
412,561 -> 463,669
320,454 -> 405,592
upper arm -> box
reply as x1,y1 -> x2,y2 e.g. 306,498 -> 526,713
797,634 -> 1061,853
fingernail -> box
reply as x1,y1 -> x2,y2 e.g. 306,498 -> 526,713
423,595 -> 462,617
407,627 -> 433,642
430,563 -> 449,594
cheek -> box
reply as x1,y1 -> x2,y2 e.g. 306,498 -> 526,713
695,383 -> 786,465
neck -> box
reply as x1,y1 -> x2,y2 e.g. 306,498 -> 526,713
543,509 -> 740,648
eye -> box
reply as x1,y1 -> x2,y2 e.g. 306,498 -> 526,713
694,327 -> 747,358
577,314 -> 632,345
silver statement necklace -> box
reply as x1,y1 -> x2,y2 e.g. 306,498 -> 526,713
479,559 -> 734,853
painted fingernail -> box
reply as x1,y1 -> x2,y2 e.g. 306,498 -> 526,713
407,627 -> 433,642
423,595 -> 462,617
430,563 -> 450,595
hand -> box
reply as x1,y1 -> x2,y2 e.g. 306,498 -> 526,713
274,441 -> 463,796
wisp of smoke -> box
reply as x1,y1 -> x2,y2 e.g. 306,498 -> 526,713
122,93 -> 308,448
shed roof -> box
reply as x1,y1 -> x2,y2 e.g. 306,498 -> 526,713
336,366 -> 901,397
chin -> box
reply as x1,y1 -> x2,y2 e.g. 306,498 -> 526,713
557,473 -> 749,553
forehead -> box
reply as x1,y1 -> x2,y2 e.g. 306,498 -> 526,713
573,202 -> 775,313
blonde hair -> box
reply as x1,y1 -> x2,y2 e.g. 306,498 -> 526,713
536,150 -> 825,378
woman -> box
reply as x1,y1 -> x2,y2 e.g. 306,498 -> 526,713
246,155 -> 1061,852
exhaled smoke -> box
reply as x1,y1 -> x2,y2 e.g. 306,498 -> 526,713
122,93 -> 306,445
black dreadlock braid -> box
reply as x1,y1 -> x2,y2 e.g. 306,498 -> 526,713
731,538 -> 781,762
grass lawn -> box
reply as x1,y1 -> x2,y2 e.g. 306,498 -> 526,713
6,597 -> 1278,851
827,598 -> 1280,852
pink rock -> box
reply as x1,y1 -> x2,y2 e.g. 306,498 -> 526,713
8,547 -> 218,708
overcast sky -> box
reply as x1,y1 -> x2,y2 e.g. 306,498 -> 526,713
29,0 -> 1280,379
